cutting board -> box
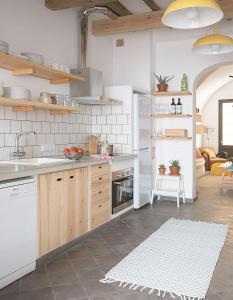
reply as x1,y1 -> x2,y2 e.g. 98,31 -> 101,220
88,135 -> 99,154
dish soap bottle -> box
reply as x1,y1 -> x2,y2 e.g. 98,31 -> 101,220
181,73 -> 188,92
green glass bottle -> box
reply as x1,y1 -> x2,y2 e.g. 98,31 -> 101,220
181,73 -> 188,92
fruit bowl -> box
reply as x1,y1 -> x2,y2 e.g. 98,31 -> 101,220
64,147 -> 84,160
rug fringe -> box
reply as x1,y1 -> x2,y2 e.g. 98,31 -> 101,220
100,277 -> 205,300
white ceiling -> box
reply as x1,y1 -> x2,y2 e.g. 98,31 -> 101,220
197,64 -> 233,109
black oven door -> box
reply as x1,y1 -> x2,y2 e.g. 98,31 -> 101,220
112,175 -> 133,213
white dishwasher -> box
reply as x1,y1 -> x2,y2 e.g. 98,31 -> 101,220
0,177 -> 37,289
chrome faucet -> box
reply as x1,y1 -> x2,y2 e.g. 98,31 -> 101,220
12,131 -> 36,160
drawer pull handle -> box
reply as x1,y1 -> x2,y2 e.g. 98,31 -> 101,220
98,204 -> 102,208
99,177 -> 102,181
70,176 -> 74,179
99,165 -> 102,169
99,191 -> 102,194
57,178 -> 62,182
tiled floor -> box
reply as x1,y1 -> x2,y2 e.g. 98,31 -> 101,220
1,175 -> 233,300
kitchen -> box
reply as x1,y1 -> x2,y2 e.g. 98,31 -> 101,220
0,1 -> 233,300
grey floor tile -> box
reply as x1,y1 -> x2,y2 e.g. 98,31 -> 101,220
46,260 -> 73,274
48,271 -> 79,286
19,287 -> 54,300
53,283 -> 86,300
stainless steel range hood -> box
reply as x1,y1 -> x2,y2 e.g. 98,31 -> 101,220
70,7 -> 122,106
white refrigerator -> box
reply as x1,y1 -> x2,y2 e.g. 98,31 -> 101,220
133,92 -> 152,209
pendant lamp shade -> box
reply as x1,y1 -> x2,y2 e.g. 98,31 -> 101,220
162,0 -> 224,29
193,34 -> 233,54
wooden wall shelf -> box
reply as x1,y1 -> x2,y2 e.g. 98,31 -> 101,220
0,97 -> 83,115
151,91 -> 192,97
0,52 -> 85,84
152,136 -> 192,140
151,114 -> 192,118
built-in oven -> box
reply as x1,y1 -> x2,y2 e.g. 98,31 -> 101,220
112,168 -> 133,214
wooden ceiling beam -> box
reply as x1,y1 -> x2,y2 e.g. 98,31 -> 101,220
142,0 -> 161,11
45,0 -> 115,10
101,1 -> 132,16
92,0 -> 233,36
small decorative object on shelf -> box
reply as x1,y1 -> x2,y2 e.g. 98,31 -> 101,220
158,164 -> 166,175
181,73 -> 188,92
171,98 -> 176,114
153,73 -> 174,92
176,98 -> 182,114
169,160 -> 180,176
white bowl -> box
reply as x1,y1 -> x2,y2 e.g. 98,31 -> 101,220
0,40 -> 9,54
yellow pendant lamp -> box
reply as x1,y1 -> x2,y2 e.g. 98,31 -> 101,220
193,33 -> 233,54
162,0 -> 224,29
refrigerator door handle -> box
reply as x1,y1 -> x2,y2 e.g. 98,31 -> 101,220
134,148 -> 151,152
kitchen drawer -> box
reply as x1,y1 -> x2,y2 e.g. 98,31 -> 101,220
91,188 -> 110,205
91,174 -> 110,191
91,200 -> 110,229
90,164 -> 110,177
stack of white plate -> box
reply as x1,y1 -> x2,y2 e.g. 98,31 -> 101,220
3,87 -> 31,100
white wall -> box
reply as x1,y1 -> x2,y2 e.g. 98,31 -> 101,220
202,81 -> 233,150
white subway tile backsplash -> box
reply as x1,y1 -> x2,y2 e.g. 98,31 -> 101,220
5,107 -> 16,120
70,113 -> 77,123
0,106 -> 5,119
27,110 -> 37,121
5,134 -> 16,147
92,124 -> 101,134
32,146 -> 41,158
0,120 -> 11,133
117,135 -> 128,144
76,134 -> 83,144
97,115 -> 106,125
92,105 -> 101,115
112,105 -> 123,115
107,115 -> 116,124
55,114 -> 63,123
0,134 -> 4,147
37,134 -> 46,145
122,144 -> 132,153
122,124 -> 131,134
107,134 -> 117,144
32,122 -> 42,134
37,110 -> 46,122
46,112 -> 55,123
63,134 -> 69,144
10,120 -> 21,133
117,115 -> 128,125
69,134 -> 76,144
55,134 -> 63,144
102,105 -> 111,115
91,116 -> 97,124
27,133 -> 37,146
101,125 -> 111,134
50,122 -> 59,134
42,122 -> 50,134
63,114 -> 70,123
16,111 -> 26,120
46,134 -> 55,144
112,125 -> 122,134
22,121 -> 32,132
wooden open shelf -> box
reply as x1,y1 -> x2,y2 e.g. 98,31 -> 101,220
0,97 -> 83,115
152,136 -> 192,140
151,91 -> 192,97
151,114 -> 192,118
0,52 -> 85,84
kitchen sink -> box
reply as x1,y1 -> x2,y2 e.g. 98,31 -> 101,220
0,158 -> 71,166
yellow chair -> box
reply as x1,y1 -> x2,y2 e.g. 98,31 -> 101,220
211,163 -> 231,176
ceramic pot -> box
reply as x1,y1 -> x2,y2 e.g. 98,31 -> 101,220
159,168 -> 166,175
169,166 -> 180,176
157,84 -> 168,92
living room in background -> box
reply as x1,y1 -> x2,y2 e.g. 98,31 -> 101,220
219,99 -> 233,157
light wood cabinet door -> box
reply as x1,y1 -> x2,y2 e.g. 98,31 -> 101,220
38,168 -> 88,257
66,168 -> 88,242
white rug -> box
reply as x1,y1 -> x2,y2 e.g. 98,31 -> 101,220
100,218 -> 228,300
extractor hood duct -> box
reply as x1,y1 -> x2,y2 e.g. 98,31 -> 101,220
70,7 -> 122,105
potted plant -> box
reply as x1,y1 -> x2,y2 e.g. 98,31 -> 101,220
169,160 -> 180,176
153,73 -> 174,92
158,164 -> 166,175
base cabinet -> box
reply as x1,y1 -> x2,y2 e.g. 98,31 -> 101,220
90,164 -> 111,229
38,168 -> 88,257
